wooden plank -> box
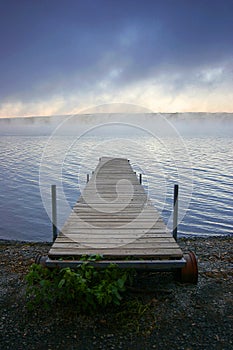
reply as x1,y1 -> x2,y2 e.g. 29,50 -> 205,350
78,196 -> 148,201
52,241 -> 180,249
57,232 -> 173,239
58,235 -> 172,241
62,218 -> 164,223
49,248 -> 182,258
71,211 -> 158,215
55,235 -> 174,244
55,236 -> 176,243
60,235 -> 171,242
61,226 -> 167,232
60,228 -> 169,234
61,222 -> 166,228
68,216 -> 162,220
61,222 -> 165,227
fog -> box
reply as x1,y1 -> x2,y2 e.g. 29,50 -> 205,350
0,113 -> 232,138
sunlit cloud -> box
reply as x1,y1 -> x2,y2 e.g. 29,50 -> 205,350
0,97 -> 66,118
1,69 -> 232,118
16,60 -> 230,115
1,1 -> 233,117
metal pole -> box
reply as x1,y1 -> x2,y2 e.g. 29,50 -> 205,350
87,174 -> 89,183
51,185 -> 57,242
173,184 -> 179,241
139,173 -> 142,184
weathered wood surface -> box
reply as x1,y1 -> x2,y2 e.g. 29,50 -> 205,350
49,157 -> 183,259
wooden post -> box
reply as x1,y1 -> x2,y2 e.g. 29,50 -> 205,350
87,174 -> 89,183
51,185 -> 57,242
139,173 -> 142,184
173,184 -> 179,241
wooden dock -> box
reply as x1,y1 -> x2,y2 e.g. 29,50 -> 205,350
46,157 -> 186,270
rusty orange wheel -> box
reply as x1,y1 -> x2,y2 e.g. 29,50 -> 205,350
175,251 -> 198,284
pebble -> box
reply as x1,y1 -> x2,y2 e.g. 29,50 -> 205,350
0,237 -> 232,350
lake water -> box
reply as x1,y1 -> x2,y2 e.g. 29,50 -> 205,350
0,113 -> 232,241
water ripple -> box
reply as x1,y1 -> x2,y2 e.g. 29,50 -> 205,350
0,135 -> 232,241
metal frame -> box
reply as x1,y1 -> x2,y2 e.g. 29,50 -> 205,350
41,256 -> 186,271
51,185 -> 57,242
173,184 -> 179,241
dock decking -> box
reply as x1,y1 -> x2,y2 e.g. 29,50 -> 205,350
48,157 -> 183,263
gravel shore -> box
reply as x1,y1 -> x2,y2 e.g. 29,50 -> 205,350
0,236 -> 232,350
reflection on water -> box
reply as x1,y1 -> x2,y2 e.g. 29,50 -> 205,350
0,135 -> 232,241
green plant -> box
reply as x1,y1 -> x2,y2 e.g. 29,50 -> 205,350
25,262 -> 134,312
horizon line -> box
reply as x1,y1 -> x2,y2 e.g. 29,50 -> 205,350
0,111 -> 233,119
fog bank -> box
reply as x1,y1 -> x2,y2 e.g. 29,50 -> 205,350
0,113 -> 232,137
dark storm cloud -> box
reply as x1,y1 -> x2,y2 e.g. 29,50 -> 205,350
0,0 -> 233,104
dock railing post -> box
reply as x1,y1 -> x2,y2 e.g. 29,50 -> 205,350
173,184 -> 179,241
139,173 -> 142,184
51,185 -> 57,242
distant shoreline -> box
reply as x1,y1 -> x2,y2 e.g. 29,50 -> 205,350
0,111 -> 233,120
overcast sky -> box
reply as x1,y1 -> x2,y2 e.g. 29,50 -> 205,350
0,0 -> 233,117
